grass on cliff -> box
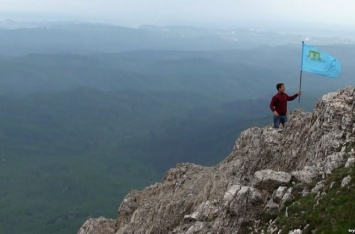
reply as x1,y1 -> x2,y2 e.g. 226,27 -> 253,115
262,164 -> 355,234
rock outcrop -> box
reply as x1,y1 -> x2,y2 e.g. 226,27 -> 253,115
78,86 -> 355,234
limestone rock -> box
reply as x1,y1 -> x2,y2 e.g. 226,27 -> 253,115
253,169 -> 291,192
311,181 -> 325,194
345,156 -> 355,168
289,229 -> 302,234
272,186 -> 287,203
77,217 -> 116,234
291,166 -> 318,184
77,87 -> 355,234
341,175 -> 351,188
325,152 -> 345,175
265,199 -> 279,209
282,187 -> 293,203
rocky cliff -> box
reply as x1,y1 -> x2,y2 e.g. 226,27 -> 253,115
78,87 -> 355,234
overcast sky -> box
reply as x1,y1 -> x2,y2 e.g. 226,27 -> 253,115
1,0 -> 354,29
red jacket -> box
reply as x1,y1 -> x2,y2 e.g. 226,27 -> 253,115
270,92 -> 298,115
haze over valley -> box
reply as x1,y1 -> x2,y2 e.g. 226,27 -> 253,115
1,1 -> 355,232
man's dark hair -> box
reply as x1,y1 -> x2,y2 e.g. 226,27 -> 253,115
276,83 -> 284,91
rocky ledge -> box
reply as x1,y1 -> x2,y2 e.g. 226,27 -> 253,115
78,86 -> 355,234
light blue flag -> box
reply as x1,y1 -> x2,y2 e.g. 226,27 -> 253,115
302,44 -> 341,78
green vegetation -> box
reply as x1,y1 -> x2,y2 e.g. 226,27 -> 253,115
262,165 -> 355,234
0,44 -> 353,233
0,86 -> 269,233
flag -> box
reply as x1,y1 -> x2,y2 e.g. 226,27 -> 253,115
302,44 -> 341,78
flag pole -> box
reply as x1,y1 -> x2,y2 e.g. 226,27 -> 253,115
299,41 -> 304,103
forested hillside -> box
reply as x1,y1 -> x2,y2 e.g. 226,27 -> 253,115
0,41 -> 354,233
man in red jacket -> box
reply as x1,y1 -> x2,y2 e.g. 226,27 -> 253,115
269,83 -> 301,129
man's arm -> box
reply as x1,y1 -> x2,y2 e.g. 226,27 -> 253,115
287,91 -> 301,101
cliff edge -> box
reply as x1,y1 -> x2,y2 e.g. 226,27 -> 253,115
78,86 -> 355,234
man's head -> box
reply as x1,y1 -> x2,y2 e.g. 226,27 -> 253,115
276,83 -> 285,93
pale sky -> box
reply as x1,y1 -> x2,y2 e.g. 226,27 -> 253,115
1,0 -> 355,29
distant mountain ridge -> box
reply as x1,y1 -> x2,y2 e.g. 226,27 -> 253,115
1,46 -> 355,107
0,21 -> 354,55
1,24 -> 355,233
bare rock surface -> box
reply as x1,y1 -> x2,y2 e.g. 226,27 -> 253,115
78,86 -> 355,234
77,217 -> 116,234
